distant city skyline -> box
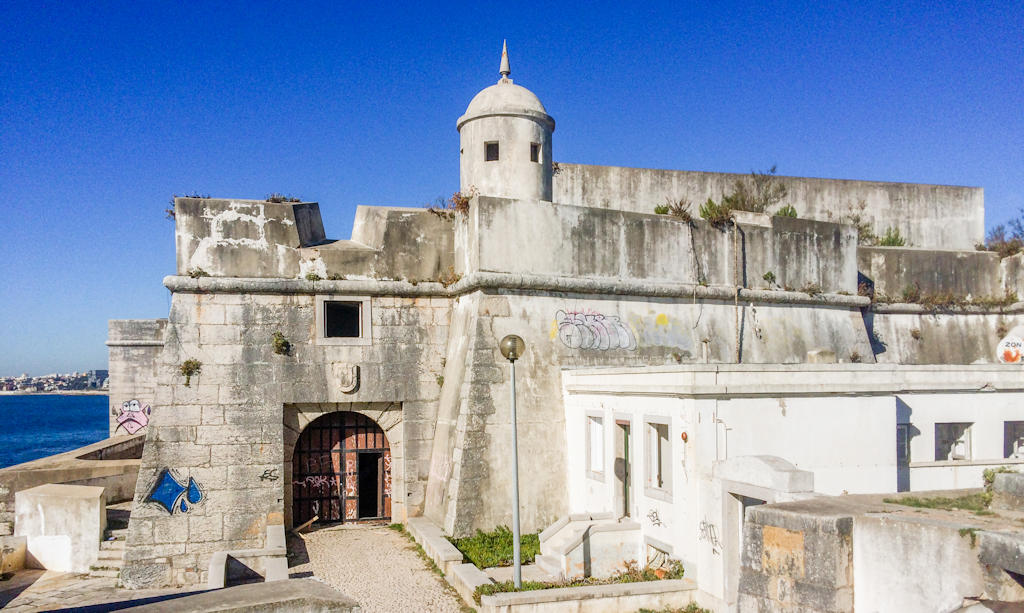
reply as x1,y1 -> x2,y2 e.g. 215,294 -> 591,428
2,1 -> 1021,375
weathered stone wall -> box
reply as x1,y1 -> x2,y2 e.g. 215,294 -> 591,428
552,163 -> 984,250
858,247 -> 1004,298
424,289 -> 874,539
466,197 -> 859,294
107,319 -> 167,437
739,502 -> 854,612
175,199 -> 454,282
865,307 -> 1024,364
121,289 -> 450,588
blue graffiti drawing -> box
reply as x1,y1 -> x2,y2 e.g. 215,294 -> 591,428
147,468 -> 205,515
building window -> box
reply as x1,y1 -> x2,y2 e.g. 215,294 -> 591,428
325,301 -> 361,337
935,422 -> 972,461
586,415 -> 604,478
897,424 -> 910,463
645,420 -> 671,496
530,142 -> 540,163
1005,422 -> 1024,459
315,295 -> 372,346
485,142 -> 499,161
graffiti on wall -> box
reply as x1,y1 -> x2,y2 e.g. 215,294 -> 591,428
647,508 -> 664,527
998,335 -> 1023,363
146,468 -> 205,515
113,400 -> 151,434
259,468 -> 279,482
698,518 -> 722,555
554,310 -> 637,351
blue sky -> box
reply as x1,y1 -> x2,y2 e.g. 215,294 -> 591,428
1,1 -> 1021,375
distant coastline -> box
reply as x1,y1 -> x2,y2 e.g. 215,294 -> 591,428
0,390 -> 108,396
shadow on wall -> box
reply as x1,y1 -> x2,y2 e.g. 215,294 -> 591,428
896,398 -> 919,493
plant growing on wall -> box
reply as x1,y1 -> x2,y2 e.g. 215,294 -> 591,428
428,187 -> 478,219
721,165 -> 788,213
762,271 -> 776,287
878,226 -> 906,246
271,331 -> 292,356
187,268 -> 210,278
266,193 -> 301,203
774,204 -> 798,218
699,198 -> 733,227
305,273 -> 322,282
179,359 -> 202,387
978,216 -> 1024,258
843,200 -> 877,245
910,328 -> 922,340
653,204 -> 670,215
438,265 -> 461,288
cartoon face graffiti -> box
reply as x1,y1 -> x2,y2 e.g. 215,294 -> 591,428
114,400 -> 151,434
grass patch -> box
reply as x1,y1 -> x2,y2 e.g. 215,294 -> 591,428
640,605 -> 712,613
473,560 -> 684,604
959,527 -> 980,547
883,492 -> 992,512
449,526 -> 539,568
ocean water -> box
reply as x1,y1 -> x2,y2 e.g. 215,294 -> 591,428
0,394 -> 109,469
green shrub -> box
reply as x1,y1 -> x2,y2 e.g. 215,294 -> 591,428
188,268 -> 210,278
271,331 -> 291,356
305,272 -> 322,282
179,359 -> 202,387
762,271 -> 776,285
721,166 -> 787,213
983,466 -> 1017,492
698,198 -> 733,227
878,226 -> 906,246
653,204 -> 670,215
450,526 -> 540,569
774,204 -> 797,218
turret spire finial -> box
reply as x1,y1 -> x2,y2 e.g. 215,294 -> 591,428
499,40 -> 511,79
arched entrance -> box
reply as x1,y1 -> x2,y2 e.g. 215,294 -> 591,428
291,411 -> 391,524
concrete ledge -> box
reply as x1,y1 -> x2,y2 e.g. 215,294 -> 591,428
163,272 -> 869,307
451,562 -> 493,606
120,577 -> 360,612
870,301 -> 1024,314
538,516 -> 569,544
478,578 -> 696,613
553,520 -> 640,557
993,472 -> 1024,512
406,517 -> 464,575
979,530 -> 1024,575
208,524 -> 288,588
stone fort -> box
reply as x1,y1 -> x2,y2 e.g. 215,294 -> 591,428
8,45 -> 1024,611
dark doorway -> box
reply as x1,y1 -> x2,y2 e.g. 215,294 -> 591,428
292,412 -> 391,525
358,452 -> 382,518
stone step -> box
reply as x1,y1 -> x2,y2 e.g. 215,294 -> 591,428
89,567 -> 121,578
100,539 -> 126,551
98,549 -> 125,561
107,528 -> 129,540
534,553 -> 564,579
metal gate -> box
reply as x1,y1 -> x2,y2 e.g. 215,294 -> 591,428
292,411 -> 391,524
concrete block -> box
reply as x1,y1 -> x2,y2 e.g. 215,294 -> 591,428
993,472 -> 1024,511
15,484 -> 105,573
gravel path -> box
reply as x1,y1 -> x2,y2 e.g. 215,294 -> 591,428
289,524 -> 467,613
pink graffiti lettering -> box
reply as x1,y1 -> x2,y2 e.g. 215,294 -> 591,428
113,400 -> 151,434
292,475 -> 332,489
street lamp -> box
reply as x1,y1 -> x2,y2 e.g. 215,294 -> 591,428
499,334 -> 526,589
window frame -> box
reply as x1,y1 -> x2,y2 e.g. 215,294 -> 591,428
315,295 -> 372,346
643,415 -> 672,502
530,142 -> 540,163
485,141 -> 499,162
585,412 -> 605,481
934,422 -> 972,461
1005,421 -> 1024,459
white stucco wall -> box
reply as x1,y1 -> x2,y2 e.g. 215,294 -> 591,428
562,364 -> 1024,609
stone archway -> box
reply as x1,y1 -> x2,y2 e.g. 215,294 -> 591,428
291,411 -> 392,525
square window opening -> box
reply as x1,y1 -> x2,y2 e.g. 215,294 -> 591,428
485,142 -> 499,162
325,301 -> 361,338
935,422 -> 972,461
1005,421 -> 1024,459
530,142 -> 540,163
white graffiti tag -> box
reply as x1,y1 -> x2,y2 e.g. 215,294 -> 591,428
555,310 -> 637,351
292,475 -> 332,489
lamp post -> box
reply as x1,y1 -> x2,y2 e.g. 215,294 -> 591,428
499,334 -> 526,589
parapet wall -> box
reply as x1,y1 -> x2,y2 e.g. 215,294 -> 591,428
463,197 -> 859,294
858,247 -> 1008,298
552,163 -> 983,250
107,319 -> 167,437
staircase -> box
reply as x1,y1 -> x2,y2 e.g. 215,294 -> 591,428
90,527 -> 127,578
535,512 -> 641,580
90,503 -> 130,579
